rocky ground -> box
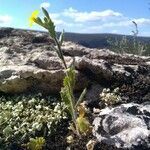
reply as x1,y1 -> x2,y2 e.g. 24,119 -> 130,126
0,27 -> 150,150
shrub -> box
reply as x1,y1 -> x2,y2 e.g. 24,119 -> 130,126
108,21 -> 147,56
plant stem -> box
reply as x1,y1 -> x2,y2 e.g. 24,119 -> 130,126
54,37 -> 67,69
53,36 -> 80,136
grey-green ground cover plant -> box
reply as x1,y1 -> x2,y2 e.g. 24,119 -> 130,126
100,87 -> 121,106
0,95 -> 67,149
29,8 -> 92,137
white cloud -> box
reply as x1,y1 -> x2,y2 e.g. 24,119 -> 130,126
49,8 -> 150,29
82,17 -> 150,33
100,21 -> 132,28
40,2 -> 50,9
0,15 -> 12,24
63,7 -> 122,22
50,13 -> 60,19
111,30 -> 119,34
53,19 -> 65,25
96,18 -> 150,28
50,13 -> 65,25
132,18 -> 150,25
38,7 -> 150,35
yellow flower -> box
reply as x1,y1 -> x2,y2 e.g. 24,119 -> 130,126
29,10 -> 39,27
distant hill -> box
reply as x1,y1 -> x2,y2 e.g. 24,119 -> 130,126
62,32 -> 150,48
59,32 -> 150,55
0,27 -> 150,55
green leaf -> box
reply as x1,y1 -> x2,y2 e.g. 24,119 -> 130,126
42,7 -> 50,20
60,67 -> 76,119
34,17 -> 44,27
66,66 -> 76,89
47,20 -> 56,38
3,125 -> 13,136
41,7 -> 56,38
76,105 -> 91,134
44,17 -> 48,23
75,88 -> 87,108
76,116 -> 91,134
28,137 -> 45,150
60,87 -> 73,117
59,30 -> 64,46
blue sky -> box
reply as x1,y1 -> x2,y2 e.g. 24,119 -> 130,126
0,0 -> 150,36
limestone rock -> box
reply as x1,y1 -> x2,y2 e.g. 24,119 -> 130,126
93,103 -> 150,149
0,27 -> 149,96
0,65 -> 88,93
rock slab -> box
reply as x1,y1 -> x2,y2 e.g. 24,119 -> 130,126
93,103 -> 150,149
0,28 -> 149,95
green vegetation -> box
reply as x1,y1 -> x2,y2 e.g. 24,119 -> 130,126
26,137 -> 45,150
30,7 -> 91,136
100,88 -> 121,106
107,21 -> 148,56
56,32 -> 150,56
0,95 -> 67,149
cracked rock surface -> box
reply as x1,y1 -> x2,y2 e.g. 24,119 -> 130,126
0,27 -> 149,98
93,103 -> 150,149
